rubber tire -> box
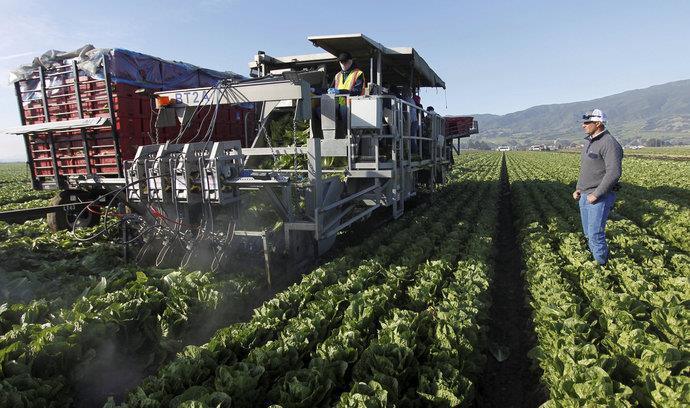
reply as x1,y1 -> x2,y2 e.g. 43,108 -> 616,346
46,190 -> 101,232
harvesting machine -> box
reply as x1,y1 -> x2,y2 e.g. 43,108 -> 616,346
2,34 -> 478,281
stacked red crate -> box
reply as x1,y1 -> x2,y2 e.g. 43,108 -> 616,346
18,60 -> 254,186
444,116 -> 475,136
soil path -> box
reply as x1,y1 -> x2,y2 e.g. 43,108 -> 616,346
475,155 -> 545,407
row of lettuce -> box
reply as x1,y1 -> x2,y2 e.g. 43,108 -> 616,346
542,152 -> 689,252
621,147 -> 690,159
507,152 -> 689,407
8,150 -> 684,406
99,153 -> 502,407
0,188 -> 269,403
0,163 -> 53,211
1,153 -> 502,407
0,220 -> 130,331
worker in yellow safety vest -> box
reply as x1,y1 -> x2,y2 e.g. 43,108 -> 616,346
327,52 -> 366,107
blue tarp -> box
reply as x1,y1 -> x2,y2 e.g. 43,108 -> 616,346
108,48 -> 244,90
11,45 -> 245,102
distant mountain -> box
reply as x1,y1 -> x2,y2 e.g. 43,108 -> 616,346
472,79 -> 690,145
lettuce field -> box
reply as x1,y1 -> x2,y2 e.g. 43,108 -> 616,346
0,151 -> 688,407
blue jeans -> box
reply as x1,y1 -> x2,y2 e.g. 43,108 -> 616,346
579,191 -> 616,265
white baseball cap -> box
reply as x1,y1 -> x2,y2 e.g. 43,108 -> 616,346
582,109 -> 607,123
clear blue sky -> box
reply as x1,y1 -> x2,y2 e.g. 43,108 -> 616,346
1,0 -> 689,160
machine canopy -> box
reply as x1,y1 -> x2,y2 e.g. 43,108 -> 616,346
250,33 -> 445,89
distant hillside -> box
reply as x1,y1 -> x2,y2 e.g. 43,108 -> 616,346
472,79 -> 690,145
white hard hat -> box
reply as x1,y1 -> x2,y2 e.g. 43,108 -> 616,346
582,108 -> 607,123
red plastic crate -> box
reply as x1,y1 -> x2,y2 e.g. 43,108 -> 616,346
444,116 -> 475,136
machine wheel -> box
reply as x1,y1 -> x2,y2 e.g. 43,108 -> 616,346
46,190 -> 101,232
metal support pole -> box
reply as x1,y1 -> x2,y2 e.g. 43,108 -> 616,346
39,66 -> 50,122
72,60 -> 93,176
13,81 -> 27,125
102,56 -> 124,177
369,56 -> 374,89
72,60 -> 84,118
399,121 -> 405,213
374,135 -> 379,170
47,132 -> 62,189
243,111 -> 250,147
392,100 -> 400,217
307,138 -> 322,236
120,203 -> 129,263
376,51 -> 382,87
22,134 -> 40,190
262,233 -> 271,287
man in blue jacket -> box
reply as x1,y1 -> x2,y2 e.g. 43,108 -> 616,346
572,109 -> 623,265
